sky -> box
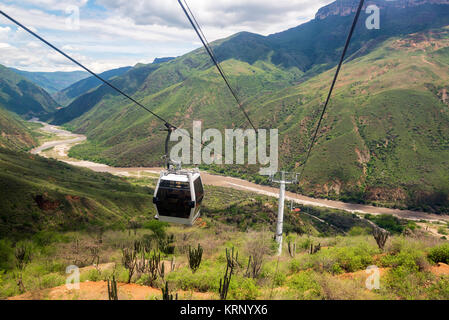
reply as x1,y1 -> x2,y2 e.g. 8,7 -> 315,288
0,0 -> 334,73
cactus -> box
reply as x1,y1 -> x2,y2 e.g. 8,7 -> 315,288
15,244 -> 31,271
309,243 -> 321,255
14,244 -> 32,294
170,256 -> 176,272
158,234 -> 175,254
161,281 -> 178,300
188,244 -> 203,273
107,275 -> 118,300
287,240 -> 296,258
219,265 -> 233,300
122,247 -> 137,283
225,247 -> 240,272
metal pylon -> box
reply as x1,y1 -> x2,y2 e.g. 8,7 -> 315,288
270,171 -> 299,256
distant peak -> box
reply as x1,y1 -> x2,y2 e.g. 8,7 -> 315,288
153,57 -> 176,64
315,0 -> 449,20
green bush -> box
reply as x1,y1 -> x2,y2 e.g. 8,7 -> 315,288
383,267 -> 433,300
381,248 -> 428,272
166,262 -> 221,293
428,244 -> 449,264
366,214 -> 404,234
287,271 -> 322,300
143,220 -> 169,239
40,273 -> 65,289
348,226 -> 371,236
426,276 -> 449,300
230,277 -> 259,300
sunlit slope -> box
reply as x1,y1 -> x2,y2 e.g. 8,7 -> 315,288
0,64 -> 58,117
246,28 -> 449,212
68,28 -> 449,213
66,56 -> 300,166
0,107 -> 37,151
0,148 -> 154,237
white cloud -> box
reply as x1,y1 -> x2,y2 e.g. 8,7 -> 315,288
0,0 -> 334,72
98,0 -> 333,35
2,0 -> 88,12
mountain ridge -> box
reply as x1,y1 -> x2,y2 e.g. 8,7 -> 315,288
0,64 -> 59,117
316,0 -> 449,19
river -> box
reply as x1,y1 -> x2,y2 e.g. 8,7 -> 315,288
29,120 -> 448,223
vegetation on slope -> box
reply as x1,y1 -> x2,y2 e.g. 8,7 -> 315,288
0,65 -> 59,117
11,69 -> 89,95
0,108 -> 38,151
53,66 -> 132,106
64,28 -> 449,214
0,219 -> 447,300
0,148 -> 154,238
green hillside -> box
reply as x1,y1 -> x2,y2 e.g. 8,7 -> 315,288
53,66 -> 132,106
0,147 -> 154,238
0,107 -> 38,151
11,69 -> 89,95
0,64 -> 59,117
65,26 -> 449,214
44,63 -> 162,125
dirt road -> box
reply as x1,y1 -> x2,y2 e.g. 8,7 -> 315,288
30,121 -> 449,223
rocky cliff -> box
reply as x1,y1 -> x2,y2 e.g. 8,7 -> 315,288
315,0 -> 449,20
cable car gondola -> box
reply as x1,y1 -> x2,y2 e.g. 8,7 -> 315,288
153,124 -> 204,226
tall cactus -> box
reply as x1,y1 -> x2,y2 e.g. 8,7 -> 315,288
122,247 -> 137,283
188,244 -> 203,273
219,264 -> 233,300
225,247 -> 240,272
161,281 -> 178,300
107,275 -> 118,300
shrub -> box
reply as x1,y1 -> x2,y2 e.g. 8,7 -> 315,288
230,277 -> 259,300
427,244 -> 449,264
40,273 -> 65,289
426,276 -> 449,300
366,215 -> 404,234
143,220 -> 169,239
287,271 -> 322,300
382,267 -> 433,300
297,237 -> 313,251
381,248 -> 429,272
348,226 -> 370,236
166,262 -> 221,293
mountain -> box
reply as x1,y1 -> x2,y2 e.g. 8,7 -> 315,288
44,63 -> 162,125
316,0 -> 449,20
0,147 -> 154,237
0,64 -> 59,117
11,69 -> 89,95
153,57 -> 176,64
49,1 -> 449,213
53,66 -> 132,106
0,107 -> 37,151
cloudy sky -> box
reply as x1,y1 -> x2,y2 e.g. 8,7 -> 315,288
0,0 -> 333,73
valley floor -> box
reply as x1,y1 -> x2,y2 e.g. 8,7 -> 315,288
30,120 -> 449,224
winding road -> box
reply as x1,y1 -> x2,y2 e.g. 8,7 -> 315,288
29,120 -> 448,223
